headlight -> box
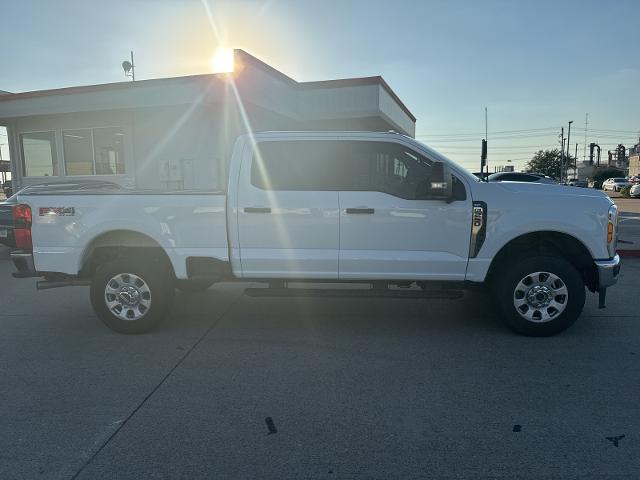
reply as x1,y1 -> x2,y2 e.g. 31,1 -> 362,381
607,204 -> 618,257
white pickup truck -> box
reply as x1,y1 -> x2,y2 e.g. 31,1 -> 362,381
8,131 -> 621,336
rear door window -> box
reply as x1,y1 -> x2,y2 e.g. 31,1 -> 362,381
251,141 -> 347,191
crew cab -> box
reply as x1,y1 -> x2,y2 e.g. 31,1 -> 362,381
8,132 -> 621,336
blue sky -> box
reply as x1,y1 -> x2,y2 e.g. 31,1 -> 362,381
1,0 -> 639,171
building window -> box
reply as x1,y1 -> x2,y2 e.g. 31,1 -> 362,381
63,129 -> 94,175
20,131 -> 59,177
94,127 -> 125,175
62,126 -> 126,176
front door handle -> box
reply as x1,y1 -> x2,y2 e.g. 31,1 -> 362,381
244,207 -> 271,214
345,208 -> 375,214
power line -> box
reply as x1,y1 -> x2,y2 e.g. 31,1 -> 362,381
435,144 -> 555,150
417,127 -> 559,137
416,126 -> 638,138
422,133 -> 561,142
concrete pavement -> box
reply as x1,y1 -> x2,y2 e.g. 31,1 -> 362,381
1,248 -> 639,479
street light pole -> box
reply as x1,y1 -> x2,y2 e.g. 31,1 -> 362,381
560,127 -> 564,182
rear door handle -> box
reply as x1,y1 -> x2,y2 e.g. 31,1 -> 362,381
244,207 -> 271,214
345,208 -> 375,214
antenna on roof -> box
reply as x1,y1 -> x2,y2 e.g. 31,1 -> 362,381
122,51 -> 135,81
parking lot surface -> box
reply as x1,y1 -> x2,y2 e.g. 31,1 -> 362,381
1,248 -> 639,479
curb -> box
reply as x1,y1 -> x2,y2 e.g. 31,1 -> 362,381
618,250 -> 640,258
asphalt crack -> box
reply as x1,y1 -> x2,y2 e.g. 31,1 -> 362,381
68,296 -> 242,480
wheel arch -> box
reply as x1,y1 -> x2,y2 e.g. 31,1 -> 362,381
486,231 -> 598,292
79,229 -> 176,279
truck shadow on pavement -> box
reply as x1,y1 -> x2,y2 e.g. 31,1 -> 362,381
169,286 -> 507,338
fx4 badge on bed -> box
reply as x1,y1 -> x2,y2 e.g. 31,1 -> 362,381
39,207 -> 75,216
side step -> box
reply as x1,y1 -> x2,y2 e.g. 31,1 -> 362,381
36,279 -> 91,290
244,287 -> 464,300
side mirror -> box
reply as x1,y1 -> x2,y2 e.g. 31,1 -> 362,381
428,162 -> 453,201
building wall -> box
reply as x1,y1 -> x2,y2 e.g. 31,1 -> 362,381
131,104 -> 221,190
6,99 -> 307,191
630,155 -> 640,177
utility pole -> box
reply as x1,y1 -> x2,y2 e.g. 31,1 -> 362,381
0,145 -> 5,185
484,107 -> 488,175
566,120 -> 573,183
583,113 -> 588,162
121,51 -> 136,81
560,127 -> 564,182
130,51 -> 135,81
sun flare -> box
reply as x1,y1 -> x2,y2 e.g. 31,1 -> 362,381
210,48 -> 234,73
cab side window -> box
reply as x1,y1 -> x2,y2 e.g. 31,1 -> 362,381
341,141 -> 466,201
341,141 -> 436,199
250,139 -> 466,200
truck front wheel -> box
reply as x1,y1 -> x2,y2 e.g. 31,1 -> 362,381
491,255 -> 585,336
90,258 -> 175,334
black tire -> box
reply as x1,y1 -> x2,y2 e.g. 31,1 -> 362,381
491,255 -> 585,336
175,279 -> 215,293
90,258 -> 175,334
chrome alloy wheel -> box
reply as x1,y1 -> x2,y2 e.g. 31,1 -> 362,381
104,273 -> 152,321
513,271 -> 568,323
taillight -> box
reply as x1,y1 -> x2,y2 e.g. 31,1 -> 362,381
12,204 -> 33,251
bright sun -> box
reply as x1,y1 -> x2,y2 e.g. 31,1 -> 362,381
210,48 -> 234,73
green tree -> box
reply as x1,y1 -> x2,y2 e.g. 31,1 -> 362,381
525,149 -> 575,180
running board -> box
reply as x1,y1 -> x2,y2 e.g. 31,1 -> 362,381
244,288 -> 464,300
36,279 -> 91,290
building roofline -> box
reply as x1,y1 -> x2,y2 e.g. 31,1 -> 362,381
0,49 -> 415,122
299,75 -> 415,122
0,72 -> 224,102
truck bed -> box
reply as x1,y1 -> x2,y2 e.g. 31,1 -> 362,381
18,188 -> 229,279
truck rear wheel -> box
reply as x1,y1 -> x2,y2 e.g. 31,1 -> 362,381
491,255 -> 585,336
90,258 -> 175,334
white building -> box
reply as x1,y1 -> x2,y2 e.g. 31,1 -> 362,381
0,50 -> 415,191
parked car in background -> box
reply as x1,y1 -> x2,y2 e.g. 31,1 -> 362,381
631,184 -> 640,198
628,176 -> 640,185
0,194 -> 17,247
487,172 -> 557,184
602,178 -> 633,192
2,180 -> 12,198
567,179 -> 588,188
